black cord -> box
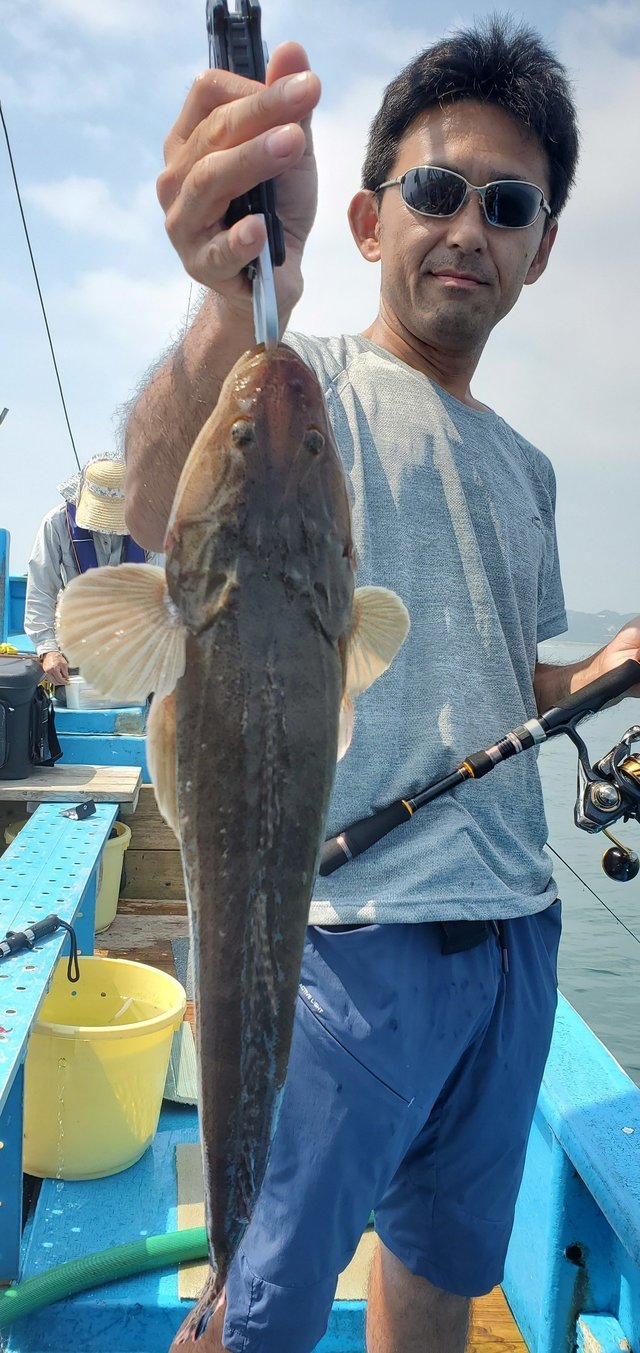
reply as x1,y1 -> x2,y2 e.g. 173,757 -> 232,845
548,842 -> 640,948
0,100 -> 81,470
54,919 -> 80,982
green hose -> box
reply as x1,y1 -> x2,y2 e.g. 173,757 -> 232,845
0,1212 -> 376,1332
0,1226 -> 208,1331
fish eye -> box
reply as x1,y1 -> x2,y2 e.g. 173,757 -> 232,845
231,419 -> 255,447
303,428 -> 325,455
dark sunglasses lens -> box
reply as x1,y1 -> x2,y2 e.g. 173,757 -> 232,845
401,167 -> 466,216
484,182 -> 543,227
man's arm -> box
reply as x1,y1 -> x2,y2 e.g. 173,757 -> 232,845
124,292 -> 261,551
124,43 -> 320,551
24,514 -> 71,684
534,614 -> 640,712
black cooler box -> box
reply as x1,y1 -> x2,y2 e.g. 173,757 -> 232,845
0,655 -> 58,780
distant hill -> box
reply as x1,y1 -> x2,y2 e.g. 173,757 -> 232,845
565,610 -> 636,644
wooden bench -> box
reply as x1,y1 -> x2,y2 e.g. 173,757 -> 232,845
0,785 -> 139,1284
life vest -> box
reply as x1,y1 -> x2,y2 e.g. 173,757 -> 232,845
65,503 -> 146,573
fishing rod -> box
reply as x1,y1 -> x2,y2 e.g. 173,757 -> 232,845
320,658 -> 640,880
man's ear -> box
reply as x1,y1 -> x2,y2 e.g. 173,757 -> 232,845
525,217 -> 559,286
348,189 -> 382,262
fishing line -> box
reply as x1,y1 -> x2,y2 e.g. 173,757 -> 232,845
548,841 -> 640,949
183,282 -> 194,336
0,100 -> 81,471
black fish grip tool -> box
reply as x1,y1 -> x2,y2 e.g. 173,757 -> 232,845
207,0 -> 285,345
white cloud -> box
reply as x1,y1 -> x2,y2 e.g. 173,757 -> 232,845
51,267 -> 194,376
0,56 -> 132,116
1,0 -> 180,42
24,177 -> 158,247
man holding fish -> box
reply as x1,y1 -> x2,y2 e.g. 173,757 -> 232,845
62,14 -> 640,1353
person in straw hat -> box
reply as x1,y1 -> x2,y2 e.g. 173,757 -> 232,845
24,456 -> 163,686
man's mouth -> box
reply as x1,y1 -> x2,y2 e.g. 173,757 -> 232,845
431,270 -> 488,287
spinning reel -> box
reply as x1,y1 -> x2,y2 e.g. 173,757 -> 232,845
572,724 -> 640,881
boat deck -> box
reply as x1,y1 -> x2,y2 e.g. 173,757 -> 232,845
93,895 -> 527,1352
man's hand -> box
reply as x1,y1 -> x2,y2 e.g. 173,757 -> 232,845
41,651 -> 70,685
536,614 -> 640,713
157,41 -> 321,311
595,616 -> 640,697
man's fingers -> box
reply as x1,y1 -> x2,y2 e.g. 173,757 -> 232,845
160,66 -> 320,210
165,68 -> 264,163
164,43 -> 311,160
186,215 -> 269,290
264,41 -> 312,85
164,122 -> 306,253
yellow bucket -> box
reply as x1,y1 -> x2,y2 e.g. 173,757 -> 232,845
23,956 -> 186,1180
4,818 -> 131,932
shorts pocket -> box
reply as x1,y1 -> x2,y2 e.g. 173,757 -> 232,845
296,988 -> 415,1108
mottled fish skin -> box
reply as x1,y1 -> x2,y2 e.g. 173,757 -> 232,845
169,345 -> 355,1341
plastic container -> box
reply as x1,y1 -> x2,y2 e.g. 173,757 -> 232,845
94,820 -> 131,932
65,674 -> 139,710
4,819 -> 131,932
23,956 -> 186,1179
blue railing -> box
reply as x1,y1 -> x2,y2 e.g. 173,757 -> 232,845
504,992 -> 640,1351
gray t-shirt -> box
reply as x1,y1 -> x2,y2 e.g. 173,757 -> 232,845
285,332 -> 567,925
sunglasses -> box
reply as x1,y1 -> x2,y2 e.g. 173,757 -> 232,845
374,165 -> 552,230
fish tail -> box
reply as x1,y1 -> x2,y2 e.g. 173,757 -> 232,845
173,1273 -> 225,1344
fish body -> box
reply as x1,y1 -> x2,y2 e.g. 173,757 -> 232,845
166,346 -> 357,1329
57,344 -> 409,1342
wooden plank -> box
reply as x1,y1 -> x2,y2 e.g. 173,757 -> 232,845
471,1288 -> 528,1350
94,936 -> 178,974
95,911 -> 190,949
0,763 -> 141,807
126,784 -> 178,851
114,897 -> 188,917
0,803 -> 30,846
122,848 -> 185,899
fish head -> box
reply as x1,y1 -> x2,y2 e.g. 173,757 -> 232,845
164,344 -> 356,644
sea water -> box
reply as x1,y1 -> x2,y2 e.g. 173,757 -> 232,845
538,639 -> 640,1084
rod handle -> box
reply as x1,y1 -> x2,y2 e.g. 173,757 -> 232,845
319,800 -> 412,877
542,659 -> 640,733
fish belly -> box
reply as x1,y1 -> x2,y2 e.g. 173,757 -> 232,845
174,591 -> 342,1329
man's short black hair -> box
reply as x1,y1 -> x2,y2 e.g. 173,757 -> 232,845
362,15 -> 580,217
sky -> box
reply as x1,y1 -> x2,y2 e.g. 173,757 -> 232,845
0,0 -> 638,615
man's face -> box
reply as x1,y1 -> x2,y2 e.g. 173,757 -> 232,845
371,100 -> 556,353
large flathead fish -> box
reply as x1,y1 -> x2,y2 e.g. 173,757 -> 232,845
57,343 -> 409,1341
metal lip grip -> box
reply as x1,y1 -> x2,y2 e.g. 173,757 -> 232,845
207,0 -> 285,347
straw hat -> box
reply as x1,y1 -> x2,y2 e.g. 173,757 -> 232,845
75,457 -> 127,535
57,470 -> 81,504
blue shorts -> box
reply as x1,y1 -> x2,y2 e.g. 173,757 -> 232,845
222,905 -> 561,1353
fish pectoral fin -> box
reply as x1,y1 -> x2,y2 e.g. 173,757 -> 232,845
337,693 -> 354,761
345,586 -> 410,696
56,563 -> 186,703
146,691 -> 180,838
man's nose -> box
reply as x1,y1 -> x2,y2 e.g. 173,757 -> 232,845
442,190 -> 489,250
